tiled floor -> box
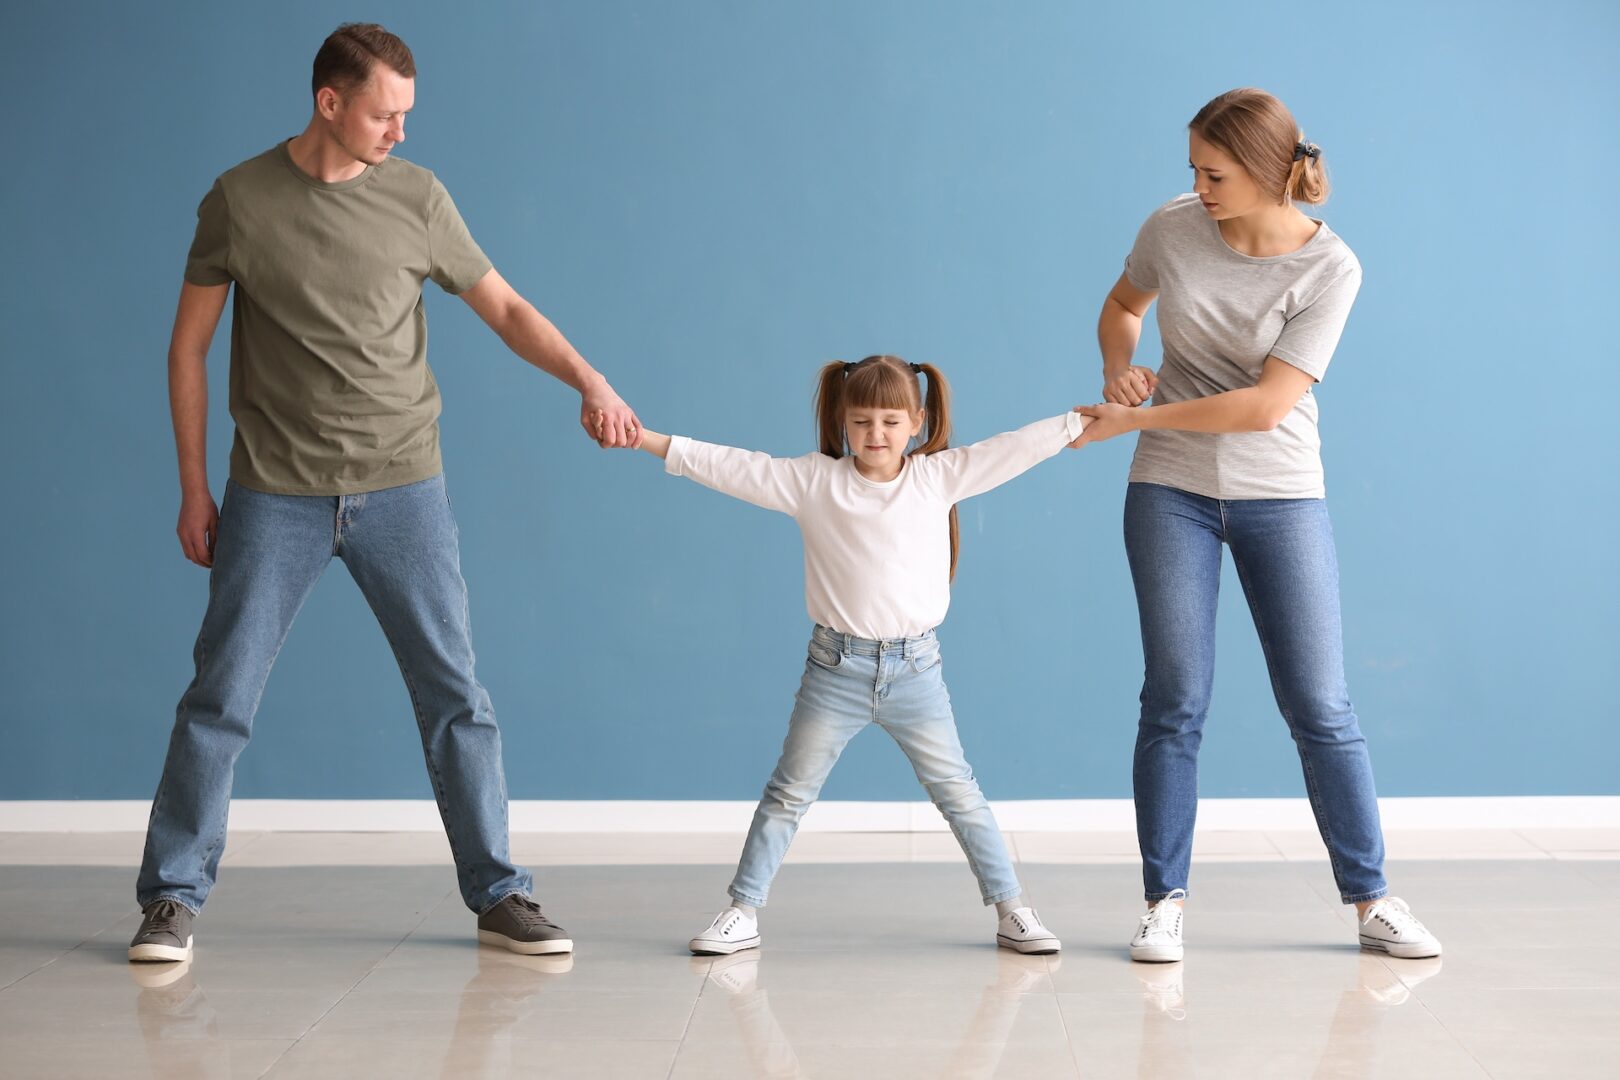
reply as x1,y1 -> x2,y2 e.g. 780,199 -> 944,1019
1,829 -> 1616,1078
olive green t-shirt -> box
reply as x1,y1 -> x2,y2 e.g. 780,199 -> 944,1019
184,141 -> 492,495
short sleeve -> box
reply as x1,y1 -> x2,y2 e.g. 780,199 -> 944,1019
183,179 -> 233,286
426,176 -> 493,295
1269,259 -> 1362,382
1123,208 -> 1162,291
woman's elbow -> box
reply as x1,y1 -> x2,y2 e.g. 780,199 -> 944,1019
1251,402 -> 1290,432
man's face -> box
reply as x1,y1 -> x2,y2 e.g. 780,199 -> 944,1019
321,66 -> 414,167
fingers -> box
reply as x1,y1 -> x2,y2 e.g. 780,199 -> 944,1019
177,523 -> 214,568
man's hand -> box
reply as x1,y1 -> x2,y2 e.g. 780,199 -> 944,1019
1102,365 -> 1159,406
582,384 -> 642,448
177,491 -> 220,568
1068,402 -> 1139,447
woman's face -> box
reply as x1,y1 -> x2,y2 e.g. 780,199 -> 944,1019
1188,132 -> 1272,220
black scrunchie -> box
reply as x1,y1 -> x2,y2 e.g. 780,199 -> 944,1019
1293,141 -> 1321,162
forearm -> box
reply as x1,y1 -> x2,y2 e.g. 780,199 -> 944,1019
637,429 -> 671,460
169,349 -> 211,496
1098,297 -> 1144,379
493,298 -> 608,394
1133,388 -> 1276,434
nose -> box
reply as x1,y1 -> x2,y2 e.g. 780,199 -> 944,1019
390,116 -> 406,144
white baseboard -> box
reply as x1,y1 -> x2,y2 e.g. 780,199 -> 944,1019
0,796 -> 1615,833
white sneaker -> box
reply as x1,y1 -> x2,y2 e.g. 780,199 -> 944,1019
996,907 -> 1061,955
1130,889 -> 1186,963
689,907 -> 761,956
1358,897 -> 1442,959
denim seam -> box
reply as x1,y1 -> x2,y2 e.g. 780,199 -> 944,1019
1145,889 -> 1190,902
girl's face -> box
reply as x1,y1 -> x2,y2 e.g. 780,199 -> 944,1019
845,405 -> 924,479
1188,131 -> 1271,220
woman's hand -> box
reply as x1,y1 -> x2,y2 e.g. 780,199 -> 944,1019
1069,402 -> 1140,446
1102,365 -> 1159,406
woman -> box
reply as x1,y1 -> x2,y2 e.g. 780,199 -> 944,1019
1075,88 -> 1441,963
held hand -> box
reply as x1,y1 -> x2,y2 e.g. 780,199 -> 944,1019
1068,402 -> 1138,447
1102,365 -> 1159,407
581,384 -> 642,449
177,491 -> 219,568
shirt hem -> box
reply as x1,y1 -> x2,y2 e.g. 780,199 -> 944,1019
228,459 -> 445,497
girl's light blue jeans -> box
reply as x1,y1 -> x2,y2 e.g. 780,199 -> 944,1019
728,624 -> 1022,908
1125,482 -> 1389,905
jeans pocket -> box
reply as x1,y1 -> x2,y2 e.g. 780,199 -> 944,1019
909,646 -> 942,674
808,640 -> 843,670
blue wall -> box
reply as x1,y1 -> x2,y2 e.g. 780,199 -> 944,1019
2,1 -> 1615,801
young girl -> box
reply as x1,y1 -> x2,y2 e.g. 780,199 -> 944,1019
1077,88 -> 1441,962
623,354 -> 1086,955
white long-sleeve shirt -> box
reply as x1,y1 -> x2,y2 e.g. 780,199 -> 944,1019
665,412 -> 1085,639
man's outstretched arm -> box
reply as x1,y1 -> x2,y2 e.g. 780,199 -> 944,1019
459,268 -> 641,448
169,281 -> 230,567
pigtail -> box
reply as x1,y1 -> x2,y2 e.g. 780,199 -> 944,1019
814,361 -> 849,458
911,362 -> 961,583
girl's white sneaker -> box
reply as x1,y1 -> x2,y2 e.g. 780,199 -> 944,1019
1358,897 -> 1442,959
1130,889 -> 1186,963
996,907 -> 1061,954
689,907 -> 761,956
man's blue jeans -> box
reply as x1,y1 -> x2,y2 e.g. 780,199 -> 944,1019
1125,482 -> 1388,905
136,476 -> 531,914
728,624 -> 1023,908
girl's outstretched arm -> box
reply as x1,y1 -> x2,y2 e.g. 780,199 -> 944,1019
622,414 -> 818,517
927,410 -> 1090,504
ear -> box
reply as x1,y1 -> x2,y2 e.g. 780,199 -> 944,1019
315,86 -> 342,120
911,409 -> 925,438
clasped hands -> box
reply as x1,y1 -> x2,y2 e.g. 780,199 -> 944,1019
1068,365 -> 1158,448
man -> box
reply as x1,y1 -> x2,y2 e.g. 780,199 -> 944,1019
130,23 -> 640,963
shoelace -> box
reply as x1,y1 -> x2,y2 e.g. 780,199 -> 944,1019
144,900 -> 186,938
1364,897 -> 1428,939
1138,892 -> 1185,942
504,896 -> 553,929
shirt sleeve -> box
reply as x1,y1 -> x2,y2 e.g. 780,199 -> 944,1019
1123,207 -> 1163,291
921,412 -> 1086,504
1268,259 -> 1362,382
183,179 -> 233,286
664,437 -> 818,516
426,176 -> 493,295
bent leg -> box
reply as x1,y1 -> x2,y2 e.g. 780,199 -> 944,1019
1228,498 -> 1387,903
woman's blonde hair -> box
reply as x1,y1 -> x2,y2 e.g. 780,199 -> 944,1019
813,355 -> 960,581
1190,88 -> 1331,205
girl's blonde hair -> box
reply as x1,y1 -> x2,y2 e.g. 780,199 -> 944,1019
1190,88 -> 1331,206
813,355 -> 960,581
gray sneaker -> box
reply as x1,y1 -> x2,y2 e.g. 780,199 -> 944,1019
477,895 -> 574,955
129,899 -> 194,963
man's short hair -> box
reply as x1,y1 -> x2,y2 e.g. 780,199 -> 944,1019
311,23 -> 416,103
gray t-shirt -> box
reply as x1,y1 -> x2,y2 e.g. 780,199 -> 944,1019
1123,193 -> 1362,500
185,141 -> 492,495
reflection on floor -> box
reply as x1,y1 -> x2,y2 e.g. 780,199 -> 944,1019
0,829 -> 1615,1078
